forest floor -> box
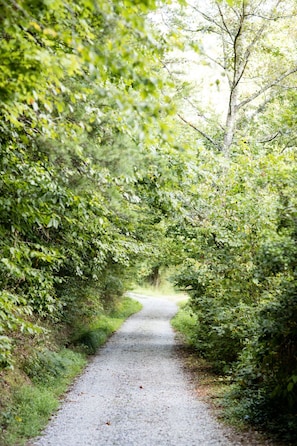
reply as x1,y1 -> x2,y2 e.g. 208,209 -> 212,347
27,294 -> 281,446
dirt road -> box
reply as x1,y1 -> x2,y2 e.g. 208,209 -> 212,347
30,295 -> 237,446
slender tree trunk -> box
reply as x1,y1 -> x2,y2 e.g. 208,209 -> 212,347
148,265 -> 161,288
223,86 -> 238,155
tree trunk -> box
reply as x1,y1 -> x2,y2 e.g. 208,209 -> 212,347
147,265 -> 161,288
223,87 -> 238,155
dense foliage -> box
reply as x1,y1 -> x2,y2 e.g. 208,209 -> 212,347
0,0 -> 176,367
167,0 -> 297,438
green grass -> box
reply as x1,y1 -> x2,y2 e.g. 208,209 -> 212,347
74,296 -> 142,354
5,385 -> 62,444
0,349 -> 86,446
0,296 -> 142,446
171,302 -> 197,346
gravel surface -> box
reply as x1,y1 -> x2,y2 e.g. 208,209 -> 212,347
30,295 -> 239,446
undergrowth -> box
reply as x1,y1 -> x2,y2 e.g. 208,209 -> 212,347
171,303 -> 291,446
73,296 -> 142,354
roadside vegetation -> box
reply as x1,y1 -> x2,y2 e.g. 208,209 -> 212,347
172,297 -> 297,444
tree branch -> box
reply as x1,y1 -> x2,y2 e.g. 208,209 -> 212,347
190,5 -> 229,36
216,2 -> 233,40
238,66 -> 297,109
200,51 -> 226,71
258,131 -> 280,144
177,113 -> 221,150
181,96 -> 225,131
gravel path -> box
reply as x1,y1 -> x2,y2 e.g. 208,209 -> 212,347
30,295 -> 238,446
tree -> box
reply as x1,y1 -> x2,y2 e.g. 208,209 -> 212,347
0,0 -> 177,367
163,0 -> 297,154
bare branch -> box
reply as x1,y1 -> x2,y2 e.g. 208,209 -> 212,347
177,113 -> 221,150
242,21 -> 266,62
280,137 -> 297,153
215,2 -> 233,40
238,66 -> 297,109
258,131 -> 280,144
200,52 -> 226,71
181,96 -> 225,131
189,5 -> 229,36
232,3 -> 245,83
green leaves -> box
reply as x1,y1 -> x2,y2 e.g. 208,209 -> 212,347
0,0 -> 179,371
0,291 -> 42,367
169,138 -> 297,433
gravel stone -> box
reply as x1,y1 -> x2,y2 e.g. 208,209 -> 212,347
31,295 -> 238,446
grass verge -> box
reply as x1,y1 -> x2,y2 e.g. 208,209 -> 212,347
0,296 -> 142,446
73,296 -> 142,354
